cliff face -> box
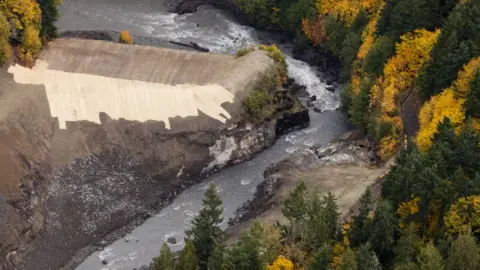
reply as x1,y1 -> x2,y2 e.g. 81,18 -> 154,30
0,39 -> 308,270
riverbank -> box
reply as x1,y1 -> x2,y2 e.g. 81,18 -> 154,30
226,129 -> 393,240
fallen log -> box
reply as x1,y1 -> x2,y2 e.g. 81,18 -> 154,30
169,40 -> 210,52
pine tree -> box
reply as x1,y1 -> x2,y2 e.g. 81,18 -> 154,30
350,188 -> 373,247
363,36 -> 395,76
226,228 -> 264,270
369,200 -> 397,266
152,243 -> 175,270
324,192 -> 339,240
349,78 -> 373,131
446,234 -> 480,270
38,0 -> 60,39
339,248 -> 358,270
394,223 -> 421,266
417,242 -> 444,270
465,70 -> 480,118
186,184 -> 224,270
207,239 -> 226,270
308,244 -> 332,270
304,190 -> 328,252
356,243 -> 381,270
283,181 -> 308,223
176,239 -> 198,270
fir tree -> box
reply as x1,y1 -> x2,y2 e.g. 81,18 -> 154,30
226,228 -> 264,270
417,242 -> 444,270
446,234 -> 480,270
324,192 -> 339,240
369,200 -> 397,266
394,223 -> 421,266
207,239 -> 226,270
308,244 -> 332,270
304,190 -> 328,252
339,248 -> 358,270
350,188 -> 373,247
363,36 -> 395,76
283,181 -> 308,223
38,0 -> 60,39
152,243 -> 175,270
466,70 -> 480,118
356,243 -> 381,270
176,239 -> 198,270
186,184 -> 224,270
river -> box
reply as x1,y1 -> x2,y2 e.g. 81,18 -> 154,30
56,0 -> 349,269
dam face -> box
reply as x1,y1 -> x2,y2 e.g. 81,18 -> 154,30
8,39 -> 273,130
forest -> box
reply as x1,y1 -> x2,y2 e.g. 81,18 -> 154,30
155,0 -> 480,269
0,0 -> 61,66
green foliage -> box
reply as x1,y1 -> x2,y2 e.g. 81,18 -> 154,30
394,223 -> 421,267
226,226 -> 265,270
323,15 -> 349,56
283,181 -> 309,223
308,244 -> 332,270
339,248 -> 357,270
243,71 -> 277,122
356,243 -> 381,270
207,239 -> 226,270
349,189 -> 373,248
362,35 -> 395,76
446,234 -> 480,270
349,77 -> 373,130
152,243 -> 175,270
465,70 -> 480,118
417,242 -> 444,270
176,239 -> 198,270
38,0 -> 60,39
369,200 -> 397,265
340,31 -> 362,78
236,47 -> 255,57
418,0 -> 480,100
186,184 -> 224,270
324,192 -> 339,240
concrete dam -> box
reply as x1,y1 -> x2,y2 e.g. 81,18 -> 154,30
0,39 -> 309,269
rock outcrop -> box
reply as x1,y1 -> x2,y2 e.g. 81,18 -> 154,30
0,39 -> 308,270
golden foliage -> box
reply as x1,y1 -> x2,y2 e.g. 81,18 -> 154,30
302,17 -> 324,46
119,30 -> 133,44
444,196 -> 480,234
370,29 -> 439,158
282,242 -> 307,268
1,0 -> 42,31
19,24 -> 41,65
317,0 -> 383,26
417,89 -> 465,151
267,256 -> 295,270
0,12 -> 11,64
397,197 -> 420,218
450,57 -> 480,98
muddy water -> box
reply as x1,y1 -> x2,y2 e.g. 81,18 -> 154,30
56,1 -> 349,269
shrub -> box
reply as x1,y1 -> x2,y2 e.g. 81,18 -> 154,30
20,25 -> 42,66
236,47 -> 255,57
119,30 -> 133,44
243,71 -> 277,121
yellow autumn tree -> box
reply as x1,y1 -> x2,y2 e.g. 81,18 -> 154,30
416,57 -> 480,151
444,196 -> 480,234
119,30 -> 133,44
20,24 -> 42,65
317,0 -> 383,26
372,29 -> 440,158
0,12 -> 11,64
267,256 -> 294,270
397,197 -> 420,227
1,0 -> 42,31
416,89 -> 465,151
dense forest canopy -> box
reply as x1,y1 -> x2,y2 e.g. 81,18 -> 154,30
161,0 -> 480,269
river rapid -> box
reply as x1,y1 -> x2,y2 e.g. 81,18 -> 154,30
56,1 -> 349,269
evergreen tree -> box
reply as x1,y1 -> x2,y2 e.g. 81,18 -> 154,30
394,223 -> 421,266
369,200 -> 397,266
340,31 -> 362,78
207,239 -> 226,270
38,0 -> 60,39
176,239 -> 198,270
350,188 -> 373,247
323,15 -> 349,56
152,243 -> 175,270
363,36 -> 395,76
339,248 -> 358,270
465,69 -> 480,118
324,192 -> 339,240
186,184 -> 224,270
304,190 -> 329,252
349,77 -> 373,131
356,243 -> 381,270
226,228 -> 264,270
417,242 -> 444,270
446,234 -> 480,270
283,181 -> 308,223
308,244 -> 332,270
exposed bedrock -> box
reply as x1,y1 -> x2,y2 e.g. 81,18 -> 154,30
0,39 -> 309,269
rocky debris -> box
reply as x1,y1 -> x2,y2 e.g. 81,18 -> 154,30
101,259 -> 108,265
310,95 -> 317,101
228,130 -> 376,228
167,237 -> 177,244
